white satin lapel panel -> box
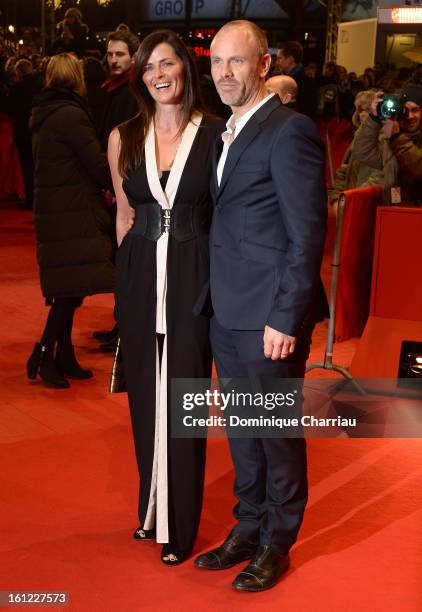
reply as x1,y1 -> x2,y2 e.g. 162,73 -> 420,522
144,112 -> 203,210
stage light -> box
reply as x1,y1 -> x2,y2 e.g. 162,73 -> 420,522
409,354 -> 422,375
8,25 -> 15,34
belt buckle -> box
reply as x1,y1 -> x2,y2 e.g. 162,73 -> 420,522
162,208 -> 171,233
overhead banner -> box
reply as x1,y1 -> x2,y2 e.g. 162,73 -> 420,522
138,0 -> 288,21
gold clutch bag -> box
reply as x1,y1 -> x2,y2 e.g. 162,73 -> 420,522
109,336 -> 126,393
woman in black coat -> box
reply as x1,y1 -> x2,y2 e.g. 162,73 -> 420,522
27,53 -> 115,389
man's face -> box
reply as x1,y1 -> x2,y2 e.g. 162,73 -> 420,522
210,27 -> 270,112
107,40 -> 132,77
276,50 -> 294,74
404,101 -> 421,133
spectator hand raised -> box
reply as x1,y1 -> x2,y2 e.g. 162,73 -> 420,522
383,118 -> 400,139
370,91 -> 384,117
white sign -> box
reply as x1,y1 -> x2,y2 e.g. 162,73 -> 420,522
342,1 -> 411,23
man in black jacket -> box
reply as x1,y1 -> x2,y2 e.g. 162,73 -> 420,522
276,41 -> 317,119
194,20 -> 327,592
95,29 -> 140,347
99,29 -> 140,151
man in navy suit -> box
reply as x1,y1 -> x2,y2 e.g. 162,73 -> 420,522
194,21 -> 328,591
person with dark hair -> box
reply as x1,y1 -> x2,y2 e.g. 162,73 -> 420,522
277,40 -> 303,65
7,58 -> 42,209
99,29 -> 140,151
27,53 -> 114,389
82,57 -> 107,136
94,29 -> 141,348
318,61 -> 338,86
276,40 -> 317,118
108,29 -> 224,565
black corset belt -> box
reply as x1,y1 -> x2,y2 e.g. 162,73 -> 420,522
130,202 -> 212,242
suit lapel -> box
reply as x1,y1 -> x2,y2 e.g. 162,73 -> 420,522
211,135 -> 223,203
217,117 -> 261,199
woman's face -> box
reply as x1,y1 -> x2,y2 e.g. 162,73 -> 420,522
142,42 -> 185,107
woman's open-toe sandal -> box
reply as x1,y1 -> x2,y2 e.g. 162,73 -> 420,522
133,527 -> 156,541
161,544 -> 190,566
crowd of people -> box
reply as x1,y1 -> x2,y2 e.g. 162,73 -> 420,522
0,10 -> 422,592
2,16 -> 421,209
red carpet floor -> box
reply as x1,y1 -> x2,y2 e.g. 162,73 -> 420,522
1,203 -> 421,611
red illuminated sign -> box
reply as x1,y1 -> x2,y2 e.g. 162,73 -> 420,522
194,46 -> 211,57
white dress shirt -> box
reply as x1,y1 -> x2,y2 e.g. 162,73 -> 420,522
217,93 -> 275,186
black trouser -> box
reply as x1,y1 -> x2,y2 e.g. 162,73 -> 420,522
40,297 -> 84,351
15,138 -> 34,208
210,315 -> 314,555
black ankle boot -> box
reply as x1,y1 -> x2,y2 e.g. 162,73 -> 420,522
27,343 -> 70,389
55,344 -> 93,379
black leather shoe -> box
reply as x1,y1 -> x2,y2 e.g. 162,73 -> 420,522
194,531 -> 258,570
27,343 -> 70,389
92,325 -> 118,343
55,344 -> 93,379
232,546 -> 290,592
99,337 -> 118,353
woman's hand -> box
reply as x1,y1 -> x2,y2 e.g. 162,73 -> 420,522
108,128 -> 135,248
117,208 -> 135,247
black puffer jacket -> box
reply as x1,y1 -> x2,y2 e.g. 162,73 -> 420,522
30,87 -> 115,299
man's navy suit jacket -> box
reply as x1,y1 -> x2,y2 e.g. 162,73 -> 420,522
209,95 -> 328,337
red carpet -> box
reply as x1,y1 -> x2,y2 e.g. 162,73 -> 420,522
1,203 -> 421,611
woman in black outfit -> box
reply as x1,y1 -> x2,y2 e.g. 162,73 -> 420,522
108,30 -> 223,565
28,53 -> 114,389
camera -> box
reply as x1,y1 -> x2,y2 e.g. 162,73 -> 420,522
376,94 -> 407,120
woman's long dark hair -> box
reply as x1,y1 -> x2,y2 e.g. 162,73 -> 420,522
118,30 -> 206,178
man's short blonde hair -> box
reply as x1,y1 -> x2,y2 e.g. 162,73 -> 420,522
216,20 -> 269,57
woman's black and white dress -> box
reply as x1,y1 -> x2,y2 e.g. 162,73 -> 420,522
116,114 -> 223,554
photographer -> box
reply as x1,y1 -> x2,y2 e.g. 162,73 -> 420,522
353,84 -> 422,206
329,90 -> 385,207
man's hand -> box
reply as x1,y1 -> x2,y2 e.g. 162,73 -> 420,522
383,118 -> 400,139
263,325 -> 296,360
